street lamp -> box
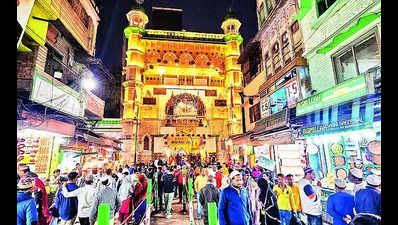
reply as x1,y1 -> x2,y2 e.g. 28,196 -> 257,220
81,70 -> 97,91
82,77 -> 96,91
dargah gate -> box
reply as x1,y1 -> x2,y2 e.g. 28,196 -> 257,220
120,5 -> 244,163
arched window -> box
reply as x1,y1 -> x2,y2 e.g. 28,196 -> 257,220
144,136 -> 150,150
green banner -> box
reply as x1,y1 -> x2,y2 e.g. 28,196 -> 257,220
296,75 -> 368,116
188,178 -> 193,202
147,179 -> 152,205
208,202 -> 217,225
98,203 -> 110,225
59,150 -> 64,164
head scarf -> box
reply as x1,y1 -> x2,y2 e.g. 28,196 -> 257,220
133,174 -> 147,207
257,177 -> 269,202
30,177 -> 50,218
252,168 -> 261,179
257,177 -> 281,223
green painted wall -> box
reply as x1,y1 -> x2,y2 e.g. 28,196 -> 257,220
299,0 -> 381,93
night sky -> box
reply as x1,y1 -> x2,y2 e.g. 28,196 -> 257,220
95,0 -> 258,71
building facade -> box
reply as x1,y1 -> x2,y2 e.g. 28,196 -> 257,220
234,0 -> 309,175
293,0 -> 381,221
121,5 -> 244,164
16,0 -> 112,177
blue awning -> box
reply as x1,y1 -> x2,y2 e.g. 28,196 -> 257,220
292,93 -> 380,137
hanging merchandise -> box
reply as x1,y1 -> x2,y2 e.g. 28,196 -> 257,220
17,136 -> 41,165
35,137 -> 53,174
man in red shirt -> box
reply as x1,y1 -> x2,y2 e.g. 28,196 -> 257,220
215,166 -> 223,189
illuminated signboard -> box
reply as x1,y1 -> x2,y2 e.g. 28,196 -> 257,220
285,79 -> 300,107
296,75 -> 369,116
205,90 -> 217,96
301,118 -> 372,137
143,97 -> 156,105
269,87 -> 287,114
154,88 -> 167,95
215,99 -> 227,106
30,71 -> 84,118
145,29 -> 225,40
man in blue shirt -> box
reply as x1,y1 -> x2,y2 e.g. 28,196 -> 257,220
218,170 -> 252,225
327,179 -> 355,225
17,177 -> 38,225
56,172 -> 79,225
354,174 -> 381,216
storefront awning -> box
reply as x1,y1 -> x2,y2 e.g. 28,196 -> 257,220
230,131 -> 253,145
251,127 -> 295,145
295,93 -> 381,137
17,114 -> 75,137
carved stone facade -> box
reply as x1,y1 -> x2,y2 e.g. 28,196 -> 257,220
121,7 -> 244,164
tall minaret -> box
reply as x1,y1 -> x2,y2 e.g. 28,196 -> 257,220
221,11 -> 243,136
122,3 -> 148,163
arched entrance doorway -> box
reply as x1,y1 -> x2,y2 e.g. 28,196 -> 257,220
163,93 -> 208,164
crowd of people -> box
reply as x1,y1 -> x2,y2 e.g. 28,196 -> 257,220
17,158 -> 381,225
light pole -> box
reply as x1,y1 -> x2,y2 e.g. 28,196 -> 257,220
133,117 -> 140,165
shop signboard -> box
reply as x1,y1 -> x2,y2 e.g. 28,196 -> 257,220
31,71 -> 85,118
285,79 -> 300,107
255,108 -> 288,132
254,146 -> 270,158
302,118 -> 373,137
269,87 -> 287,114
296,75 -> 369,116
256,157 -> 276,171
260,97 -> 270,118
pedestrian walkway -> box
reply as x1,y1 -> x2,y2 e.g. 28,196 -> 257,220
151,198 -> 200,225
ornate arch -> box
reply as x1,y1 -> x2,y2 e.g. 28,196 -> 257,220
147,50 -> 161,64
162,52 -> 177,65
195,54 -> 210,67
143,136 -> 150,150
165,93 -> 206,117
179,53 -> 194,66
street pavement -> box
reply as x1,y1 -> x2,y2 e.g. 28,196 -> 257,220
151,198 -> 201,225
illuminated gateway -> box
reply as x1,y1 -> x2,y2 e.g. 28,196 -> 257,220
121,4 -> 244,163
